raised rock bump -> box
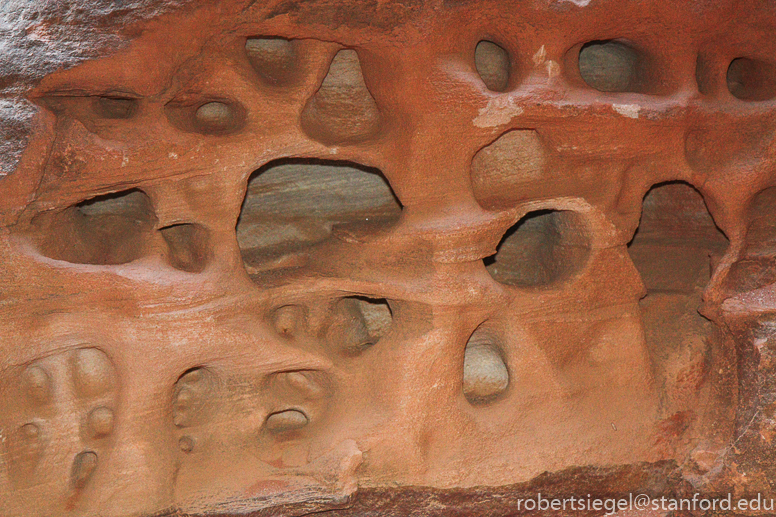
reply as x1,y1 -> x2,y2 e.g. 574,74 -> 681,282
8,423 -> 45,484
173,386 -> 195,427
179,436 -> 195,453
72,348 -> 114,398
20,423 -> 41,440
194,102 -> 234,132
272,305 -> 305,338
181,368 -> 202,384
87,406 -> 115,437
23,365 -> 52,404
284,371 -> 327,400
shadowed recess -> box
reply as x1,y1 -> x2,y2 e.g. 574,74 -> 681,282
627,182 -> 727,411
470,129 -> 545,210
326,296 -> 393,356
463,327 -> 509,405
160,223 -> 210,273
245,37 -> 299,85
475,40 -> 510,92
26,189 -> 157,265
628,182 -> 727,295
165,98 -> 246,135
93,95 -> 138,119
578,40 -> 645,93
485,209 -> 590,288
172,367 -> 217,429
727,57 -> 776,101
38,93 -> 141,133
300,49 -> 381,145
236,159 -> 402,277
695,54 -> 713,96
726,187 -> 776,292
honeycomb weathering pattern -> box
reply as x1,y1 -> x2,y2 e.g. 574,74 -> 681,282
0,0 -> 775,515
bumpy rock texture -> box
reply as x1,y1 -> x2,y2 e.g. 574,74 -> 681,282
1,0 -> 775,515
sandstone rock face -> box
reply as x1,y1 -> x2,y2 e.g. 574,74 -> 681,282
0,0 -> 775,515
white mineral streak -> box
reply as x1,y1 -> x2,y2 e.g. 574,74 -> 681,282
474,96 -> 524,128
612,103 -> 640,119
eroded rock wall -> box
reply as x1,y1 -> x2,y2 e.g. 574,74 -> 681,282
0,1 -> 775,515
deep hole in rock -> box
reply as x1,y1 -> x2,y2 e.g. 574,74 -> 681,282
727,57 -> 776,101
627,182 -> 728,408
353,296 -> 393,339
485,209 -> 590,288
628,182 -> 727,295
474,40 -> 510,92
236,159 -> 402,277
470,129 -> 545,211
726,187 -> 776,292
28,189 -> 156,265
300,49 -> 382,145
160,223 -> 210,273
578,40 -> 644,93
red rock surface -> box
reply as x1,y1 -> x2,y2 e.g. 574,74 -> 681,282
1,0 -> 775,515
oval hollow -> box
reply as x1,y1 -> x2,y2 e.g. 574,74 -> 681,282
26,189 -> 156,265
165,99 -> 246,135
463,330 -> 509,405
727,57 -> 776,101
578,40 -> 642,93
475,40 -> 510,92
237,159 -> 402,279
485,209 -> 590,288
245,37 -> 298,85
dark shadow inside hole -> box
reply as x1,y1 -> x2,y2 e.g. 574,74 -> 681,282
350,296 -> 393,341
628,182 -> 728,295
27,189 -> 156,265
627,182 -> 728,408
160,223 -> 210,273
236,158 -> 402,278
93,95 -> 138,119
475,40 -> 510,92
485,209 -> 590,288
329,296 -> 393,357
470,129 -> 545,211
725,187 -> 776,293
578,40 -> 644,93
727,57 -> 776,101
